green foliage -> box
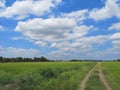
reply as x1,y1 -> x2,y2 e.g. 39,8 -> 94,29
19,72 -> 44,90
0,56 -> 50,62
0,71 -> 14,85
39,68 -> 57,79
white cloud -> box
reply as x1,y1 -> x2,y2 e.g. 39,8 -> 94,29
0,25 -> 4,30
112,40 -> 120,45
15,12 -> 108,59
85,49 -> 120,60
12,36 -> 25,40
70,25 -> 94,38
50,35 -> 109,58
90,0 -> 120,20
15,16 -> 98,52
0,46 -> 41,57
0,0 -> 61,19
109,22 -> 120,30
35,41 -> 47,47
0,0 -> 120,60
0,0 -> 5,8
15,17 -> 77,42
49,34 -> 116,60
15,14 -> 103,59
78,35 -> 109,45
110,32 -> 120,40
62,9 -> 88,24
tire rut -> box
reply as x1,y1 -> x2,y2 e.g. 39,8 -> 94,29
78,62 -> 112,90
98,62 -> 112,90
78,63 -> 97,90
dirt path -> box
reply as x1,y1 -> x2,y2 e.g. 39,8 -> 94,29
5,83 -> 19,90
98,62 -> 112,90
78,63 -> 97,90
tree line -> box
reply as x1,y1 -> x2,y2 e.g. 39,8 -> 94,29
0,56 -> 120,62
0,56 -> 51,62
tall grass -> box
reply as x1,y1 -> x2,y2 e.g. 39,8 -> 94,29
0,62 -> 96,90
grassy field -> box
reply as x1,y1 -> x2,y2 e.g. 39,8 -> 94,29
102,62 -> 120,90
0,62 -> 96,90
0,62 -> 120,90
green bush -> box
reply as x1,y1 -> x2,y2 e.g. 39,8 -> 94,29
39,68 -> 57,79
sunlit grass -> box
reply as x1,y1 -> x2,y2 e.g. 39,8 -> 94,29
102,62 -> 120,90
0,62 -> 96,90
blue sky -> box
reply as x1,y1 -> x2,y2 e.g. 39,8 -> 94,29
0,0 -> 120,60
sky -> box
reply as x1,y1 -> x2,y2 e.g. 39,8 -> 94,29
0,0 -> 120,60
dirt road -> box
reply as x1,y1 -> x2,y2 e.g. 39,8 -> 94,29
78,62 -> 112,90
78,63 -> 97,90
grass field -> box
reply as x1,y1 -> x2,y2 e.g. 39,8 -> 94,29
0,62 -> 120,90
102,62 -> 120,90
0,62 -> 96,90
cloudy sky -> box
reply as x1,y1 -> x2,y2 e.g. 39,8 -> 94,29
0,0 -> 120,60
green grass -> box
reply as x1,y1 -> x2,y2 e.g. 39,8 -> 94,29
0,62 -> 96,90
85,63 -> 106,90
102,62 -> 120,90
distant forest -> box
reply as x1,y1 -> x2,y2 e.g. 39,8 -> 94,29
0,56 -> 120,62
0,56 -> 50,62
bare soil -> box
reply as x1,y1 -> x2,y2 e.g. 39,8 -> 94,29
4,82 -> 20,90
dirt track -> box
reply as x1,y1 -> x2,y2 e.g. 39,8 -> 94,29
78,62 -> 112,90
98,62 -> 112,90
78,63 -> 97,90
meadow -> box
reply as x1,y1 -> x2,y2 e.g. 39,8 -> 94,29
0,61 -> 120,90
102,62 -> 120,90
0,62 -> 95,90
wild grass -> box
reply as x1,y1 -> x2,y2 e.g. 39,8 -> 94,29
85,63 -> 106,90
102,62 -> 120,90
0,62 -> 96,90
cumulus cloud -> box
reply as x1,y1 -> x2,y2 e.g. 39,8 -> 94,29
0,46 -> 41,57
90,0 -> 120,20
15,17 -> 77,42
62,9 -> 88,24
109,22 -> 120,30
1,0 -> 119,60
71,25 -> 94,38
110,32 -> 120,40
97,40 -> 120,60
49,34 -> 117,60
77,35 -> 109,45
15,15 -> 99,49
0,0 -> 61,19
50,35 -> 109,58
